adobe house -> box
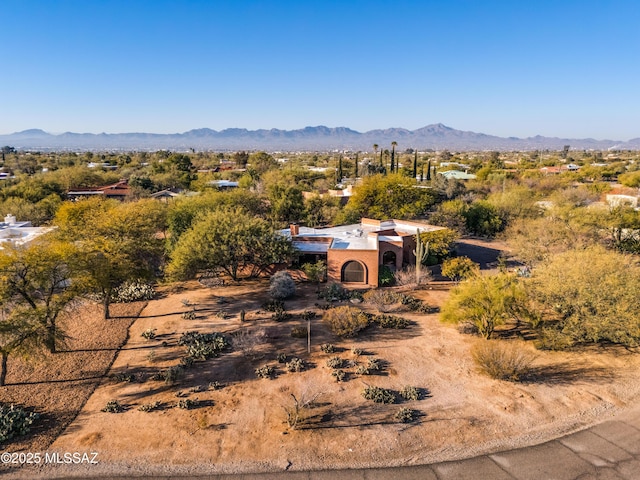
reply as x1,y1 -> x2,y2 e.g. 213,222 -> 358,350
284,218 -> 444,287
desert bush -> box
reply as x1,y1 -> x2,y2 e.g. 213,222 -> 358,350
182,311 -> 197,320
0,404 -> 40,443
141,328 -> 157,340
111,280 -> 156,303
362,289 -> 401,312
399,385 -> 421,401
374,314 -> 410,329
351,347 -> 364,357
378,265 -> 395,286
536,328 -> 575,351
394,265 -> 433,286
151,365 -> 184,385
441,256 -> 480,282
215,310 -> 230,319
323,306 -> 370,337
180,356 -> 195,369
331,369 -> 346,382
472,340 -> 537,382
318,283 -> 351,301
208,381 -> 224,390
233,329 -> 266,358
357,358 -> 382,375
301,310 -> 317,321
320,343 -> 336,353
362,386 -> 396,404
272,310 -> 292,322
399,294 -> 435,313
394,407 -> 417,423
177,398 -> 199,410
263,299 -> 285,312
283,390 -> 323,429
255,365 -> 275,379
276,352 -> 288,363
111,372 -> 136,383
286,357 -> 305,372
179,331 -> 229,360
326,356 -> 345,369
269,271 -> 296,300
101,400 -> 125,413
290,326 -> 307,338
138,401 -> 161,412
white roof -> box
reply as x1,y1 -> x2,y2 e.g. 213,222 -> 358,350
284,219 -> 443,252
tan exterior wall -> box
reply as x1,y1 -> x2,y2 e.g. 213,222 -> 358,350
327,249 -> 380,287
378,241 -> 404,270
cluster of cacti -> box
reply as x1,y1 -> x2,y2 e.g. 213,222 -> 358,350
362,386 -> 396,404
111,281 -> 156,303
399,385 -> 421,401
138,401 -> 162,412
0,404 -> 40,442
101,400 -> 125,413
255,365 -> 275,379
141,328 -> 157,340
394,407 -> 417,423
286,358 -> 305,372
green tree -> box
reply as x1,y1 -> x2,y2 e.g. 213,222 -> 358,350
302,261 -> 327,292
0,238 -> 81,354
54,198 -> 166,319
441,273 -> 525,339
418,228 -> 458,263
441,256 -> 479,282
267,183 -> 305,226
167,208 -> 294,281
338,174 -> 436,223
527,246 -> 640,348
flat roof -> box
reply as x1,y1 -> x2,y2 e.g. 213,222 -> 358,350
284,219 -> 443,252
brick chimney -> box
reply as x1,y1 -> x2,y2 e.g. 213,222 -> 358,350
290,224 -> 300,236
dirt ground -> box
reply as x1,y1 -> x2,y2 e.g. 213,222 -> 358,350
9,275 -> 639,478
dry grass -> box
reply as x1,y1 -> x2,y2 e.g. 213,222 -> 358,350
472,340 -> 538,382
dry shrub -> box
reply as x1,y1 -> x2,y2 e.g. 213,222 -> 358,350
362,289 -> 401,313
323,306 -> 369,337
234,328 -> 266,358
394,265 -> 433,287
472,340 -> 537,382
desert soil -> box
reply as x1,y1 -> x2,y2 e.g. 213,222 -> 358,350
5,273 -> 639,479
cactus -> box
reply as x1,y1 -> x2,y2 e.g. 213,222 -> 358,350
413,229 -> 429,285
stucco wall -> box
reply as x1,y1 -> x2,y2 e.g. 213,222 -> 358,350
327,248 -> 380,287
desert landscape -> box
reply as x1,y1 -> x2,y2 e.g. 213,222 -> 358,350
3,254 -> 640,478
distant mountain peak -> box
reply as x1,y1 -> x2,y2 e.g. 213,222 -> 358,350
0,125 -> 634,151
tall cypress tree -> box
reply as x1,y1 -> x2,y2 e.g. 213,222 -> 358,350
354,152 -> 359,178
412,151 -> 417,179
426,160 -> 432,181
337,155 -> 343,183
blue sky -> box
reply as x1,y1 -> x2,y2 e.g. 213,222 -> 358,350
1,0 -> 639,140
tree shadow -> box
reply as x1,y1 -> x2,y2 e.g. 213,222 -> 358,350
523,363 -> 617,386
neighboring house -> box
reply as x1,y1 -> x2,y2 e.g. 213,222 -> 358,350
540,165 -> 580,175
283,218 -> 444,287
605,187 -> 640,209
437,170 -> 477,181
67,180 -> 131,200
0,214 -> 54,249
208,180 -> 239,189
302,185 -> 353,205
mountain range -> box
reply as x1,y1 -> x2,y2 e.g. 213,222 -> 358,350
1,124 -> 639,151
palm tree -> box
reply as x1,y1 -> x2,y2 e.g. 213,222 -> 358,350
373,144 -> 379,162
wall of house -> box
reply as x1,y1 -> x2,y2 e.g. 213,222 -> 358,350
327,248 -> 380,287
378,241 -> 403,270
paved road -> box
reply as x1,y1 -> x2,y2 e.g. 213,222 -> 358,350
103,404 -> 638,480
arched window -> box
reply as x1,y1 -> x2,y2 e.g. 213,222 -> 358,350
341,261 -> 365,283
382,251 -> 397,266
